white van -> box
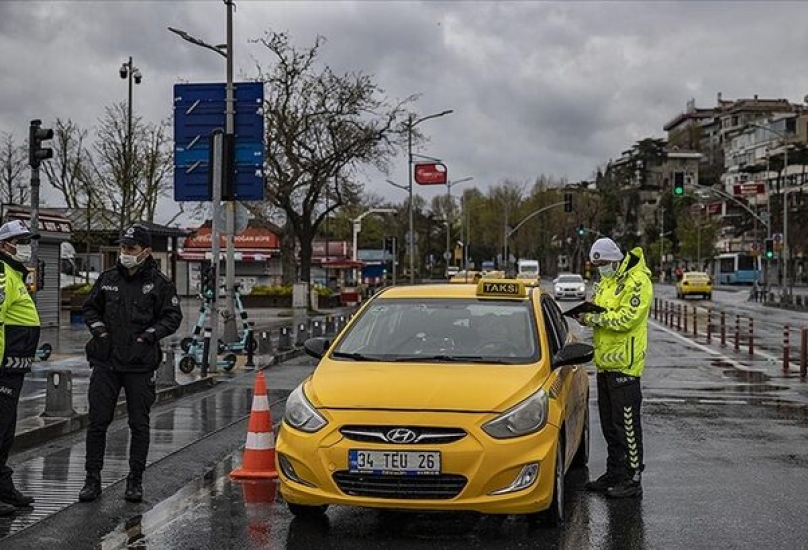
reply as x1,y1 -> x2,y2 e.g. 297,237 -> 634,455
516,259 -> 540,286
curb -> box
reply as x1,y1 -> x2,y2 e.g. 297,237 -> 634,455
14,376 -> 217,453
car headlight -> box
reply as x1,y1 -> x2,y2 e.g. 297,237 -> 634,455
482,389 -> 548,439
578,285 -> 586,292
283,384 -> 328,433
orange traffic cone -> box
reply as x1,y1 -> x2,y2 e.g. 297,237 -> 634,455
231,371 -> 279,479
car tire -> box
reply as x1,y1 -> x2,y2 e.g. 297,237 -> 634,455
288,503 -> 329,518
571,405 -> 589,468
531,438 -> 565,527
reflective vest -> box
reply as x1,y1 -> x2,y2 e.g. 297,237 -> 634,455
0,255 -> 41,373
586,247 -> 653,377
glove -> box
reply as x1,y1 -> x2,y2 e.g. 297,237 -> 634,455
90,326 -> 109,339
137,332 -> 156,344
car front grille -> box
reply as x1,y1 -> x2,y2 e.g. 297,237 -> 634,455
333,471 -> 467,499
340,426 -> 467,445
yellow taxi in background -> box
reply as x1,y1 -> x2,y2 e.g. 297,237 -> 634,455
676,271 -> 712,300
277,279 -> 593,526
449,270 -> 482,284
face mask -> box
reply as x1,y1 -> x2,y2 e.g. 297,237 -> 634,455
120,251 -> 146,269
598,263 -> 617,278
12,244 -> 31,264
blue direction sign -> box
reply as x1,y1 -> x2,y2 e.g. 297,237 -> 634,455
173,82 -> 265,201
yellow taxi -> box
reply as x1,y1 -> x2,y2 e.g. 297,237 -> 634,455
449,270 -> 482,284
676,271 -> 712,300
277,279 -> 593,526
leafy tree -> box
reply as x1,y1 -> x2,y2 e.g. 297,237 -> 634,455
252,31 -> 413,287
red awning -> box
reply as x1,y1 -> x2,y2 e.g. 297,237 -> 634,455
177,249 -> 273,262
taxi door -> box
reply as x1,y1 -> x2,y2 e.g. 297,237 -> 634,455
540,295 -> 587,469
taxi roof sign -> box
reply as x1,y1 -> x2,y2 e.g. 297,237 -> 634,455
476,279 -> 527,298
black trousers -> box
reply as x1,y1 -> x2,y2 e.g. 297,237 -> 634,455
85,366 -> 156,476
596,371 -> 644,479
0,372 -> 24,493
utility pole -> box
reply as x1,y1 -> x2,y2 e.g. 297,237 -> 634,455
223,0 -> 238,341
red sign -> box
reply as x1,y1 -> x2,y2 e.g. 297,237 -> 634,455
733,183 -> 766,196
414,163 -> 448,185
183,226 -> 280,250
707,202 -> 722,215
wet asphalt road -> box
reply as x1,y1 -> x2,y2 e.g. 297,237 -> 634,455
7,289 -> 808,548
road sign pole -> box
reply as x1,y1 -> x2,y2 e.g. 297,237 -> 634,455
208,130 -> 224,372
223,0 -> 238,342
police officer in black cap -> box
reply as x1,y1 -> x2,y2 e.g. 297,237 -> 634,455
79,224 -> 182,503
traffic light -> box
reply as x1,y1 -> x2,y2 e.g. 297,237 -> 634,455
563,192 -> 573,213
28,119 -> 54,169
672,171 -> 686,197
764,238 -> 774,259
577,224 -> 585,237
201,266 -> 216,299
384,236 -> 396,253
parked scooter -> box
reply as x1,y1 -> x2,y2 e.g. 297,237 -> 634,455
219,282 -> 257,355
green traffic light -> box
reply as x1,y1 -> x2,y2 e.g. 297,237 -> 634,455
673,186 -> 684,196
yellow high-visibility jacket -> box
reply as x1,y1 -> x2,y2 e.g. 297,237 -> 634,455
0,254 -> 41,373
584,247 -> 653,377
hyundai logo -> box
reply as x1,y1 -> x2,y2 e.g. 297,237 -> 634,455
385,428 -> 417,444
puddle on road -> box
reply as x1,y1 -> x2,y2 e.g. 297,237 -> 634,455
99,454 -> 278,550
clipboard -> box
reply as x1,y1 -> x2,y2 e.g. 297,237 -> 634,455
562,301 -> 606,317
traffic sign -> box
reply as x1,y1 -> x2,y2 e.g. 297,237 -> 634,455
173,82 -> 265,201
414,163 -> 447,185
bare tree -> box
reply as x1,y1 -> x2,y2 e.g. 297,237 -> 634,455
252,31 -> 413,286
41,118 -> 90,209
0,132 -> 27,204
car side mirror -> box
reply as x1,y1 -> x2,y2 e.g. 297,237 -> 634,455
552,342 -> 594,369
303,337 -> 331,359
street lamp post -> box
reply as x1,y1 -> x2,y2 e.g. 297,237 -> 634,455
352,208 -> 396,285
445,177 -> 473,274
119,56 -> 142,229
168,0 -> 239,341
404,110 -> 453,284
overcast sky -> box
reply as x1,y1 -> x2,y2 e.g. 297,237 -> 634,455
2,0 -> 808,225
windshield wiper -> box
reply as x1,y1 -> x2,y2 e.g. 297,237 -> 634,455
331,351 -> 382,361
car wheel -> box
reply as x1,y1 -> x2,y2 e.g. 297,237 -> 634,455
571,406 -> 589,468
532,439 -> 564,527
288,503 -> 329,518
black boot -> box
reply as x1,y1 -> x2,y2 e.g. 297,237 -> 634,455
79,472 -> 102,502
0,487 -> 34,508
584,471 -> 622,493
125,474 -> 143,503
606,472 -> 643,499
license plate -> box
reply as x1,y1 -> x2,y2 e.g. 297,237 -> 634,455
349,450 -> 441,475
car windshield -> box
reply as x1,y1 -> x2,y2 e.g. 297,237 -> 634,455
332,298 -> 540,364
557,275 -> 583,283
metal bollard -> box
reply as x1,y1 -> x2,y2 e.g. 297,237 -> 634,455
245,322 -> 256,369
654,298 -> 658,320
677,304 -> 682,331
41,370 -> 77,417
748,317 -> 754,356
734,315 -> 740,352
325,315 -> 335,335
693,306 -> 698,338
202,326 -> 211,377
295,322 -> 309,346
278,326 -> 293,352
800,328 -> 807,378
312,320 -> 322,337
706,309 -> 712,344
258,330 -> 273,355
720,311 -> 726,347
683,305 -> 688,333
783,325 -> 790,373
156,349 -> 177,386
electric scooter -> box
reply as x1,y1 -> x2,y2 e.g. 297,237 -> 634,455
219,282 -> 257,355
179,293 -> 225,355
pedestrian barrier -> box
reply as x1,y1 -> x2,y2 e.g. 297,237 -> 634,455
41,370 -> 77,418
231,371 -> 279,480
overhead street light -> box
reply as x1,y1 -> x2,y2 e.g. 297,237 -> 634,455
352,208 -> 397,285
403,110 -> 453,284
445,177 -> 473,272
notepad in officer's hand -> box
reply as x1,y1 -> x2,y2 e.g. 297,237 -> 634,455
562,301 -> 606,317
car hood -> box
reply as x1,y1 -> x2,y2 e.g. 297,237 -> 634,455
307,361 -> 546,413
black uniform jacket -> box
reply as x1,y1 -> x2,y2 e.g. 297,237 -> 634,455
83,257 -> 183,372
